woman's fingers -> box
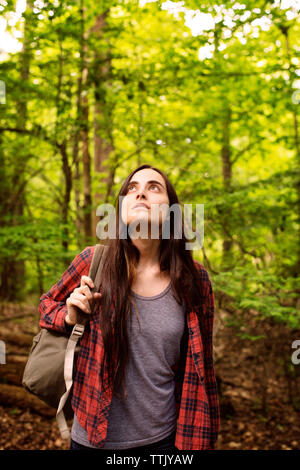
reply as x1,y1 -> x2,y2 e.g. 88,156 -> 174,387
92,292 -> 102,302
71,290 -> 102,311
67,296 -> 91,315
79,276 -> 102,301
78,284 -> 94,303
68,276 -> 103,314
80,275 -> 94,289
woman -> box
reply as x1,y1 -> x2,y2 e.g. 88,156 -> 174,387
39,164 -> 220,451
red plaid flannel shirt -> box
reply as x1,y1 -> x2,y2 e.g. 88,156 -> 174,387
39,245 -> 220,450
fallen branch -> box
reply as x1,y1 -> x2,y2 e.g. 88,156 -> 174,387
0,330 -> 33,347
0,355 -> 27,386
0,313 -> 38,323
0,384 -> 56,417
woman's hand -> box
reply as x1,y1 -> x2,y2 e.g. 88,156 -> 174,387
65,275 -> 102,326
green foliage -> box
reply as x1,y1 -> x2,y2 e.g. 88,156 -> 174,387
214,266 -> 300,330
0,0 -> 299,333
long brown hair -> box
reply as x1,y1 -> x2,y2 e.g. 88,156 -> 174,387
98,164 -> 205,399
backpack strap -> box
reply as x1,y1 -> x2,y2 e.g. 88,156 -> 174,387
56,244 -> 108,439
75,244 -> 108,326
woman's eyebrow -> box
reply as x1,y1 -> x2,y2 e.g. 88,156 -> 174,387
128,179 -> 165,189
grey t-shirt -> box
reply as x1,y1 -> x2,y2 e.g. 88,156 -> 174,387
71,281 -> 186,449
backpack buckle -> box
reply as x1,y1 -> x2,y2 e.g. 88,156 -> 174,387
71,324 -> 85,338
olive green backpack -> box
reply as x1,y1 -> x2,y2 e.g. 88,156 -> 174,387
22,244 -> 108,439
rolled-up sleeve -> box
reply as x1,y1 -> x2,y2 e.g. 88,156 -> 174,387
39,246 -> 93,333
203,274 -> 220,448
194,261 -> 221,449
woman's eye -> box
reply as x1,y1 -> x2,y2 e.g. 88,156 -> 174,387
127,184 -> 159,192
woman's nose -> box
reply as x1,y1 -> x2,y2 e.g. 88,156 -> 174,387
136,190 -> 146,199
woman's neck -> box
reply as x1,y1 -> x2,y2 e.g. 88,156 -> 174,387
131,238 -> 161,271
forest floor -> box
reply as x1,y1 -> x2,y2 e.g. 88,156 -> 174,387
0,302 -> 299,450
213,306 -> 300,450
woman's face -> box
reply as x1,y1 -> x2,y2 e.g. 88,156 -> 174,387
121,168 -> 170,238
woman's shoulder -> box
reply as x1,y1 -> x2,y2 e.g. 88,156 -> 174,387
76,243 -> 108,267
76,245 -> 95,263
193,259 -> 208,274
192,260 -> 212,293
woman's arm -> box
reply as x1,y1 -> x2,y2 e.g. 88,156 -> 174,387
38,246 -> 93,334
195,261 -> 221,449
202,270 -> 220,449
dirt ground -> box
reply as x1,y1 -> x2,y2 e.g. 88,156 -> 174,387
0,304 -> 299,450
214,307 -> 300,450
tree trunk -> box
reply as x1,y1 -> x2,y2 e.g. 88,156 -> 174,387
90,11 -> 115,240
221,107 -> 233,270
282,26 -> 300,277
80,4 -> 93,245
0,2 -> 33,301
55,39 -> 72,253
73,72 -> 84,247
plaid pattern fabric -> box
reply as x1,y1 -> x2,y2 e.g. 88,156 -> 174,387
39,245 -> 220,450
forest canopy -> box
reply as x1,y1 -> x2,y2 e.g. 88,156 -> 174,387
0,0 -> 299,335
